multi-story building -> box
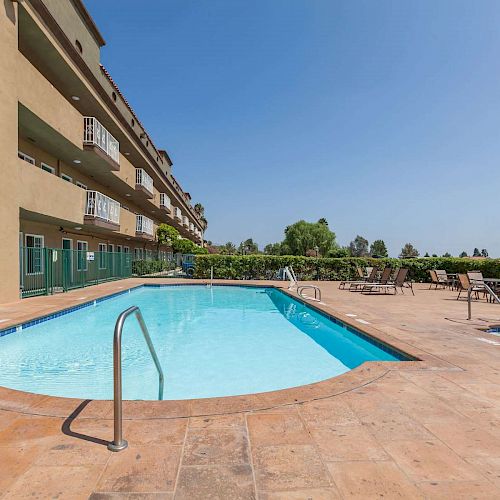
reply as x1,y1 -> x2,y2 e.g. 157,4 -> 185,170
0,0 -> 206,302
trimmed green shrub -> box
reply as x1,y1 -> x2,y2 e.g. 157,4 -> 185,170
193,255 -> 500,282
132,259 -> 174,276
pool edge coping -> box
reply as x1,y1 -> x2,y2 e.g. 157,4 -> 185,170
0,279 -> 455,418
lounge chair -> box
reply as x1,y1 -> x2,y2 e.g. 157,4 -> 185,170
339,267 -> 378,290
360,267 -> 394,291
361,268 -> 414,295
349,267 -> 393,292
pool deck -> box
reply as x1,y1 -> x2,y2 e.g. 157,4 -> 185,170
0,278 -> 499,499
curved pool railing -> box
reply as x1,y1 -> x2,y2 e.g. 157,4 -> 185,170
297,285 -> 322,302
108,306 -> 164,452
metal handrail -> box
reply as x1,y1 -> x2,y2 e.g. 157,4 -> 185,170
108,306 -> 164,452
467,282 -> 500,320
297,285 -> 322,302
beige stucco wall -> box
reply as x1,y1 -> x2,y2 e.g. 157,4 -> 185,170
17,158 -> 86,224
42,0 -> 101,77
0,2 -> 21,303
17,54 -> 83,148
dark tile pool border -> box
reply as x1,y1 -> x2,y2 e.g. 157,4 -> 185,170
0,285 -> 142,337
275,288 -> 417,362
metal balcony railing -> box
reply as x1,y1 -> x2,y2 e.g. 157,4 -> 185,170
159,193 -> 171,211
135,168 -> 154,195
83,117 -> 120,164
85,191 -> 120,224
174,207 -> 182,220
136,215 -> 154,236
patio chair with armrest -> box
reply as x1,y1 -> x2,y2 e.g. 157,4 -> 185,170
428,270 -> 446,289
457,273 -> 487,301
435,270 -> 454,289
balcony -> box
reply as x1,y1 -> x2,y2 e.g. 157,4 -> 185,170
17,158 -> 85,227
84,191 -> 120,230
136,214 -> 154,240
174,207 -> 182,221
189,222 -> 195,233
83,117 -> 120,170
159,193 -> 171,213
135,168 -> 154,198
182,215 -> 189,228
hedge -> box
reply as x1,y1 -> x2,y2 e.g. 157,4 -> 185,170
132,259 -> 174,276
193,255 -> 500,282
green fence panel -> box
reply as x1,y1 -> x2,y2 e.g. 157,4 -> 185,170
20,247 -> 133,298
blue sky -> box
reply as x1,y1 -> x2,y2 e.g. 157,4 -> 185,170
86,0 -> 500,257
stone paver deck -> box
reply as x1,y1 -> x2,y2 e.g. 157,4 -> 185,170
0,278 -> 499,499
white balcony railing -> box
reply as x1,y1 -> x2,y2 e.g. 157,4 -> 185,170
135,168 -> 154,194
189,222 -> 194,232
85,190 -> 120,224
160,193 -> 171,211
83,117 -> 120,164
174,207 -> 182,220
136,214 -> 154,236
182,215 -> 189,227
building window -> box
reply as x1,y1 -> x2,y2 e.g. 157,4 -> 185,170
98,243 -> 107,269
41,162 -> 55,174
76,181 -> 87,190
131,118 -> 135,127
123,246 -> 130,253
25,234 -> 44,275
61,173 -> 73,183
134,248 -> 143,260
77,240 -> 88,271
112,91 -> 117,102
18,151 -> 35,165
75,39 -> 83,54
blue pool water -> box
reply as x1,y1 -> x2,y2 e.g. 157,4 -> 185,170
0,286 -> 407,400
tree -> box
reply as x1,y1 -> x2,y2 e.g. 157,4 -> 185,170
370,239 -> 388,258
194,203 -> 205,217
219,242 -> 237,255
264,242 -> 282,255
328,247 -> 350,258
156,224 -> 180,257
318,218 -> 328,226
173,238 -> 208,255
481,249 -> 489,257
283,220 -> 337,256
348,235 -> 369,257
442,252 -> 452,258
459,251 -> 468,258
238,238 -> 259,255
473,248 -> 481,257
399,243 -> 419,258
424,252 -> 430,257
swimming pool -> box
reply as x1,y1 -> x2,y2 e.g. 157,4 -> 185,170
0,285 -> 409,400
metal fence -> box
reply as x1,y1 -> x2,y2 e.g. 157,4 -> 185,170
20,247 -> 132,298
